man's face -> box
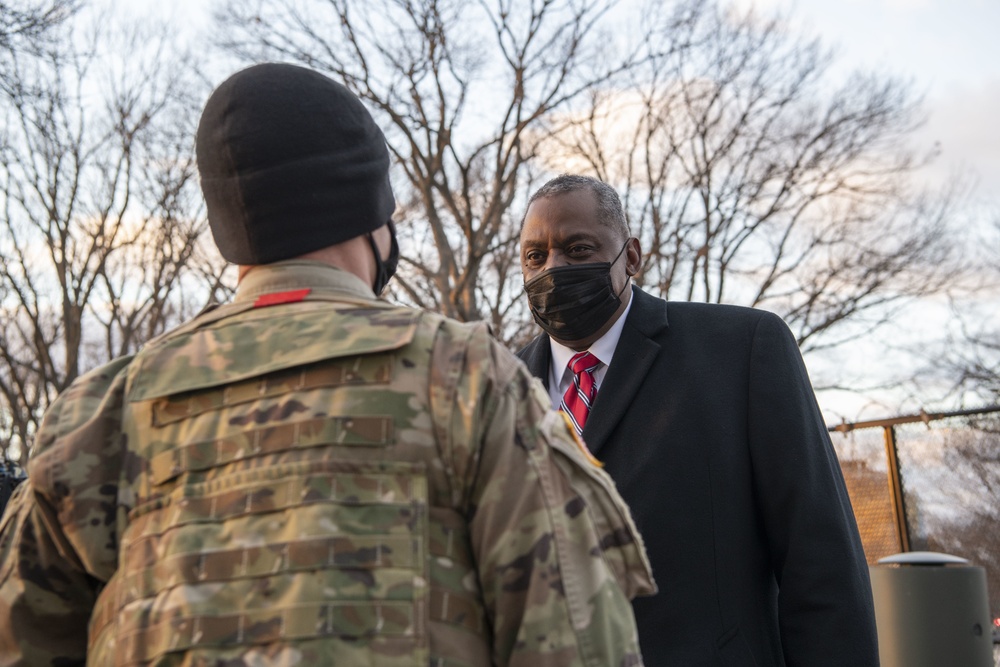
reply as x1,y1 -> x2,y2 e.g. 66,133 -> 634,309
520,188 -> 640,348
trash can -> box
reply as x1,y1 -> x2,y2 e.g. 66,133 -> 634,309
870,551 -> 993,667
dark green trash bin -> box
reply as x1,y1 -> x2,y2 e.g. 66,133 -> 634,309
870,551 -> 993,667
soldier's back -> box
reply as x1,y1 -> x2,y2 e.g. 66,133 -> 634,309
3,263 -> 653,666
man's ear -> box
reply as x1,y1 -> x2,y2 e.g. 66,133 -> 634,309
625,237 -> 642,276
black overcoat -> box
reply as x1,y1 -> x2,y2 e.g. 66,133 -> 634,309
517,286 -> 879,666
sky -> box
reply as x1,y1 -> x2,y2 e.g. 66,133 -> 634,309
148,0 -> 1000,200
732,0 -> 1000,420
130,0 -> 999,420
732,0 -> 1000,205
137,0 -> 1000,214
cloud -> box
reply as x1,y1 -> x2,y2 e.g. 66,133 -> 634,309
919,78 -> 1000,193
884,0 -> 932,9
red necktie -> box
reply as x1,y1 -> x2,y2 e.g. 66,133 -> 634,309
561,351 -> 600,436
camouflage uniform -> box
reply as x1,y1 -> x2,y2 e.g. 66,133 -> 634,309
0,261 -> 654,666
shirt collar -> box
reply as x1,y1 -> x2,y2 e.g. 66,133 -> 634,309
548,285 -> 634,377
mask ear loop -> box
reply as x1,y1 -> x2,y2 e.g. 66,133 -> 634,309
612,239 -> 633,299
367,230 -> 389,294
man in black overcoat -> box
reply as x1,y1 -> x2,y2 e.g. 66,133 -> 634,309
516,174 -> 879,666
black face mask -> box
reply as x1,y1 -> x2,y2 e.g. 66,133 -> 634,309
523,241 -> 630,342
367,220 -> 399,295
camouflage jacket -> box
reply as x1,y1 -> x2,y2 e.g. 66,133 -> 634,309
0,261 -> 654,666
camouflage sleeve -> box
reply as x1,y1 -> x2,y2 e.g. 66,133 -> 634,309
0,356 -> 132,665
455,331 -> 655,667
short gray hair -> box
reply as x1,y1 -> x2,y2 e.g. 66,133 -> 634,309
521,174 -> 629,241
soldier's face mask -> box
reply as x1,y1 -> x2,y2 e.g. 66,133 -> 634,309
368,220 -> 399,295
523,240 -> 630,343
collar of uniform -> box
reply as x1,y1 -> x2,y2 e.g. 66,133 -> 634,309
234,260 -> 378,304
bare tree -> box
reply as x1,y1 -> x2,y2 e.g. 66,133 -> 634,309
214,0 -> 966,367
934,214 -> 1000,405
951,337 -> 1000,406
0,11 -> 219,462
215,0 -> 667,340
907,423 -> 1000,620
0,0 -> 79,56
540,0 -> 963,357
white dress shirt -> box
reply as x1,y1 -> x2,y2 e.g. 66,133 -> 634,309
546,292 -> 634,409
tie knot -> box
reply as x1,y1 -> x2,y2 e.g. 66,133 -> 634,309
569,351 -> 600,375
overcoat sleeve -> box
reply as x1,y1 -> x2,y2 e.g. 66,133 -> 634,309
747,312 -> 879,666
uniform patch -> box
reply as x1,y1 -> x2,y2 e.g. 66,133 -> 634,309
559,411 -> 603,468
253,288 -> 312,307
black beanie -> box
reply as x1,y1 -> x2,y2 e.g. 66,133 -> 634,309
196,63 -> 396,264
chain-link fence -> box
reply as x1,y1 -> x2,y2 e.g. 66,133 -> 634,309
829,406 -> 1000,658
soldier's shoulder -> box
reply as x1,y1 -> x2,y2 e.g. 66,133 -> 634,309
413,310 -> 498,352
414,311 -> 533,395
28,355 -> 133,481
40,356 -> 134,432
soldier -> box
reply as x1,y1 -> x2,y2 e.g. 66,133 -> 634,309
0,63 -> 654,665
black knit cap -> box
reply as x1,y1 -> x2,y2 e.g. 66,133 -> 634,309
196,63 -> 395,264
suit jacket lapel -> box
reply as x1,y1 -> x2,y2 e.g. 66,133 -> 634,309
516,287 -> 669,457
582,287 -> 668,456
517,334 -> 552,390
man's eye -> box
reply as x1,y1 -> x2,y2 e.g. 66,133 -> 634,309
525,251 -> 544,263
567,245 -> 591,255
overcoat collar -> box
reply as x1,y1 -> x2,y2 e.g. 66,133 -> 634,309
519,286 -> 670,455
